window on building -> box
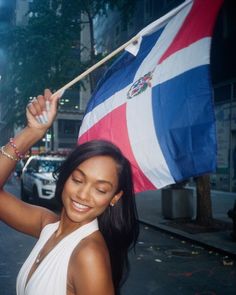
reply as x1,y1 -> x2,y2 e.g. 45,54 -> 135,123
233,82 -> 236,101
59,142 -> 75,149
221,1 -> 236,39
214,84 -> 231,103
59,89 -> 80,111
58,120 -> 81,137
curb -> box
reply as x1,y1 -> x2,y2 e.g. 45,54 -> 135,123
139,218 -> 236,259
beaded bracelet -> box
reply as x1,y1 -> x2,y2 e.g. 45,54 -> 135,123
9,138 -> 25,160
0,146 -> 19,161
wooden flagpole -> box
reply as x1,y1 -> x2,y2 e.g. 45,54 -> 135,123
52,35 -> 140,98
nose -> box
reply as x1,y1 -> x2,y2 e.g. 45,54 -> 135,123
76,183 -> 90,201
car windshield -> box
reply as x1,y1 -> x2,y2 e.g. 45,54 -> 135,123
38,160 -> 63,173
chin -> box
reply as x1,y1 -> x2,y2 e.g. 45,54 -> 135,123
67,208 -> 97,225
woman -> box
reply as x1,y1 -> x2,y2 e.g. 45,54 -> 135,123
0,89 -> 139,295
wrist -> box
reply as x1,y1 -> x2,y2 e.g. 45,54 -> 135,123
25,125 -> 48,141
2,127 -> 47,163
16,126 -> 47,151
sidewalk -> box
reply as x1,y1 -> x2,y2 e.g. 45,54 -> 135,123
136,189 -> 236,257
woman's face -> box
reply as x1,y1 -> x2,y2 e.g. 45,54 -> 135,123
61,155 -> 123,226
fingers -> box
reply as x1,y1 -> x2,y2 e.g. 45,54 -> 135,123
27,96 -> 47,124
44,89 -> 52,112
27,89 -> 61,126
44,89 -> 52,100
27,92 -> 51,125
48,89 -> 61,115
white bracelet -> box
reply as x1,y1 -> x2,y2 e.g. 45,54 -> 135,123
0,146 -> 19,162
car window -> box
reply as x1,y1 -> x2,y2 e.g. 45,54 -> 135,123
27,159 -> 38,172
38,160 -> 64,173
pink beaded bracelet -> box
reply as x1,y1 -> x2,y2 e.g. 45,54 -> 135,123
9,138 -> 26,160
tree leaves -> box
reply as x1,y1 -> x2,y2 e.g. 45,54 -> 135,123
0,0 -> 134,126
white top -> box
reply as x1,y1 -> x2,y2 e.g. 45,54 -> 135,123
16,219 -> 99,295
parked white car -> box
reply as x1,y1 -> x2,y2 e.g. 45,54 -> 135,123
21,155 -> 65,207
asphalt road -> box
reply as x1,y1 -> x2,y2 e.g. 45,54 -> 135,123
0,177 -> 235,295
122,224 -> 236,295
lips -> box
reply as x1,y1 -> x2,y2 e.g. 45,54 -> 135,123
72,200 -> 91,213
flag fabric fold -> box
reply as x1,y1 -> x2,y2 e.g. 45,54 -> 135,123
78,0 -> 223,193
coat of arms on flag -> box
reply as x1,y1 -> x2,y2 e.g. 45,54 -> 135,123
78,0 -> 223,193
127,71 -> 153,99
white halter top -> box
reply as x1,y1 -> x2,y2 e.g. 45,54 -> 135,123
16,219 -> 98,295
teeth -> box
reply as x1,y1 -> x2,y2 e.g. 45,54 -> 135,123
72,201 -> 89,209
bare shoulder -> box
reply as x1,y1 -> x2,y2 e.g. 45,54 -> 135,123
68,231 -> 114,295
71,230 -> 110,270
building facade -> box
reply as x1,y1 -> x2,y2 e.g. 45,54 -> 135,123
210,0 -> 236,192
213,81 -> 236,192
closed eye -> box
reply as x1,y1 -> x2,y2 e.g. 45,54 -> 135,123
72,177 -> 83,184
96,189 -> 107,194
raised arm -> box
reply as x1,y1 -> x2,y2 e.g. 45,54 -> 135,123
0,89 -> 60,237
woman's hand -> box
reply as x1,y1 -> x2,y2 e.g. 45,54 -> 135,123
0,89 -> 60,189
26,89 -> 60,135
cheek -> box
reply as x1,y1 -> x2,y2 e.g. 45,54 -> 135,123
94,195 -> 113,208
61,180 -> 72,200
61,188 -> 67,205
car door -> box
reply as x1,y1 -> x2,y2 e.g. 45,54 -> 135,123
24,159 -> 37,193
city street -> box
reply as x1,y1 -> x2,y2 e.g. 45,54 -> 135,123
0,177 -> 235,295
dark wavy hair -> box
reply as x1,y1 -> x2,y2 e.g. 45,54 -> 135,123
54,140 -> 139,294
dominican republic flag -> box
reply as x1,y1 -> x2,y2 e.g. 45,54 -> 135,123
78,0 -> 223,193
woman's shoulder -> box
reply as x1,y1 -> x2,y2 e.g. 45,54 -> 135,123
68,231 -> 114,293
73,230 -> 109,264
69,230 -> 111,273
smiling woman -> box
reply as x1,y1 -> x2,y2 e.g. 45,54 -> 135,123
54,140 -> 139,292
0,89 -> 139,295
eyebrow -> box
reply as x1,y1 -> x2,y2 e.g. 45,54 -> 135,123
74,168 -> 114,188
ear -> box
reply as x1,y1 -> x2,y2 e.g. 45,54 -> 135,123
110,190 -> 123,206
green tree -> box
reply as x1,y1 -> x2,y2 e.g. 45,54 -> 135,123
71,0 -> 134,90
1,0 -> 83,125
0,0 -> 134,126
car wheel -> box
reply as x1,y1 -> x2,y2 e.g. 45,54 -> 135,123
21,182 -> 28,202
33,186 -> 40,205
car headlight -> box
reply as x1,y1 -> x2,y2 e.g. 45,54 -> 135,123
41,179 -> 55,185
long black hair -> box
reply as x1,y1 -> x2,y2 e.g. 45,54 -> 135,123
54,140 -> 139,294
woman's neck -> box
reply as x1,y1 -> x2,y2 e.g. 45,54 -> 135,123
56,209 -> 95,238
